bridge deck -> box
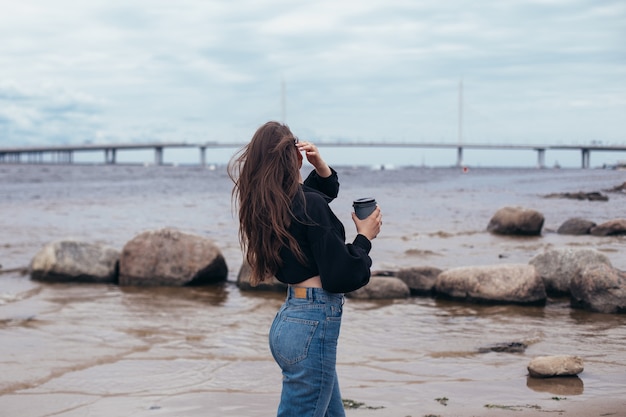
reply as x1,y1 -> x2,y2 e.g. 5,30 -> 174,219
1,141 -> 625,168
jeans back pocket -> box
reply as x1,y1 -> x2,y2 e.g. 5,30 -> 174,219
270,316 -> 319,366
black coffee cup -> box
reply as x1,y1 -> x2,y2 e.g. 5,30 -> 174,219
353,197 -> 377,220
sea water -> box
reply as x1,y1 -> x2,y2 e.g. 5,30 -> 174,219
0,164 -> 624,416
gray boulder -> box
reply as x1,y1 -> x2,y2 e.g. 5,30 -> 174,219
30,240 -> 119,283
347,276 -> 410,299
487,206 -> 544,236
570,263 -> 626,314
119,228 -> 227,286
395,266 -> 443,295
557,217 -> 596,235
590,219 -> 626,236
434,264 -> 546,304
236,261 -> 287,292
528,355 -> 584,378
529,248 -> 612,296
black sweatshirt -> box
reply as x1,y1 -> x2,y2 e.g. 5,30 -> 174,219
275,168 -> 372,293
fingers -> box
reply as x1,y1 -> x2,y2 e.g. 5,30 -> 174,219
370,208 -> 382,236
296,141 -> 320,158
297,141 -> 331,177
353,207 -> 382,241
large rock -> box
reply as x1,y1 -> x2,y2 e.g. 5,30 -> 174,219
529,248 -> 612,296
487,206 -> 544,236
347,276 -> 410,299
434,264 -> 546,305
590,219 -> 626,236
527,355 -> 584,378
570,263 -> 626,314
557,217 -> 596,235
395,266 -> 443,295
119,228 -> 227,286
30,240 -> 119,283
236,261 -> 286,292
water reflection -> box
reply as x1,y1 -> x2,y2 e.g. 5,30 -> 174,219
119,282 -> 230,309
526,375 -> 584,395
433,298 -> 548,319
569,306 -> 626,326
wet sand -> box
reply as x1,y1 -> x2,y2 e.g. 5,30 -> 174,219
10,391 -> 616,417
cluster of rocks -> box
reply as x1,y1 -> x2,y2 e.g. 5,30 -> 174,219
27,229 -> 594,383
30,228 -> 228,286
236,246 -> 625,313
29,202 -> 613,384
238,206 -> 625,313
542,181 -> 626,202
486,206 -> 626,237
27,202 -> 625,315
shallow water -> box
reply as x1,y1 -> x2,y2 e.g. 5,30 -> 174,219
1,164 -> 625,416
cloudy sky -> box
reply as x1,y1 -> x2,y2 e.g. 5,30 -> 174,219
1,0 -> 624,166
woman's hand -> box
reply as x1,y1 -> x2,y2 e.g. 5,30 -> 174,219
352,206 -> 382,241
297,141 -> 332,178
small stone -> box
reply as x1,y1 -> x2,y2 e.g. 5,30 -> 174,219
528,355 -> 584,378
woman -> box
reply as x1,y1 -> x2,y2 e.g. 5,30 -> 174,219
229,121 -> 382,417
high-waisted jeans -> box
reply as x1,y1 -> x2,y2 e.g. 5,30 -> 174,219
269,286 -> 345,417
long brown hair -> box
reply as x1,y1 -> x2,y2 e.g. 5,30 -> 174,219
228,121 -> 306,285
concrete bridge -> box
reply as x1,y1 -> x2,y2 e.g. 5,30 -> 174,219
0,141 -> 625,168
0,142 -> 232,166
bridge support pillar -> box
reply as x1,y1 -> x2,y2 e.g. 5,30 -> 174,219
581,149 -> 590,169
536,149 -> 546,168
200,146 -> 206,166
155,147 -> 164,165
105,148 -> 117,164
456,146 -> 463,167
55,151 -> 72,163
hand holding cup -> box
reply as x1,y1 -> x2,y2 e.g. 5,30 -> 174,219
352,197 -> 382,240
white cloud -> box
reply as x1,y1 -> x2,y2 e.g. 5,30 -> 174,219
0,0 -> 624,160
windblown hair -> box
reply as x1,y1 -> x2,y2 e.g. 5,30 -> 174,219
228,121 -> 306,285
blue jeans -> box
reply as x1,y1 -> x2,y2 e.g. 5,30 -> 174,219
269,286 -> 345,417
